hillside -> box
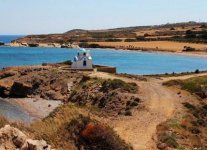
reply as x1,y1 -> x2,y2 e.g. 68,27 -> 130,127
14,22 -> 207,44
1,63 -> 207,149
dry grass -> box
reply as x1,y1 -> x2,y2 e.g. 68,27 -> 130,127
28,104 -> 89,149
135,26 -> 202,36
28,103 -> 131,150
90,41 -> 207,52
0,116 -> 8,128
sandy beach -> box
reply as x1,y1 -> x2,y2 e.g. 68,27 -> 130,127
89,41 -> 207,57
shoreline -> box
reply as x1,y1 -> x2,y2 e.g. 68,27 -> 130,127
0,43 -> 207,58
1,98 -> 62,122
1,43 -> 207,58
88,47 -> 207,58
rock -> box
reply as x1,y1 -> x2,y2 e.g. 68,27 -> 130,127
0,125 -> 53,150
0,80 -> 13,97
12,135 -> 26,148
0,86 -> 6,96
25,139 -> 51,150
28,43 -> 39,47
0,125 -> 27,148
10,81 -> 32,97
0,42 -> 4,46
43,90 -> 64,100
0,71 -> 18,79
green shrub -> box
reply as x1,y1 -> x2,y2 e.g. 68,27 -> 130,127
185,30 -> 196,38
183,102 -> 196,111
163,80 -> 183,86
136,36 -> 146,41
124,38 -> 137,42
100,79 -> 137,93
105,38 -> 122,42
195,69 -> 200,74
79,43 -> 100,48
183,46 -> 196,51
124,110 -> 132,116
144,33 -> 150,37
159,132 -> 179,148
181,76 -> 207,98
200,24 -> 207,28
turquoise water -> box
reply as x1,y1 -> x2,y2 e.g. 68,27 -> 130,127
0,46 -> 207,75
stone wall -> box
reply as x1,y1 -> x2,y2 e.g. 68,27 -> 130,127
95,65 -> 117,74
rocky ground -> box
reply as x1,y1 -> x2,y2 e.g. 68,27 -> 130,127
0,64 -> 207,150
0,64 -> 140,149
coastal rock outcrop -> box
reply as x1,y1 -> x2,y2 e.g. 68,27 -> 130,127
0,65 -> 83,101
0,42 -> 4,46
10,81 -> 33,97
0,125 -> 53,150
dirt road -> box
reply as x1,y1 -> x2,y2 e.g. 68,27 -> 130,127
89,72 -> 180,150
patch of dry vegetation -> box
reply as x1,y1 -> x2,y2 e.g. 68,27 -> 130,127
69,76 -> 140,116
157,102 -> 207,150
0,116 -> 8,128
29,104 -> 132,150
164,76 -> 207,99
158,76 -> 207,149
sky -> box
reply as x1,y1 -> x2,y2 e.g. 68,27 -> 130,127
0,0 -> 207,35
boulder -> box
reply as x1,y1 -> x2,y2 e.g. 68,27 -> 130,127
0,125 -> 53,150
0,80 -> 13,97
21,139 -> 51,150
42,90 -> 65,100
10,81 -> 33,97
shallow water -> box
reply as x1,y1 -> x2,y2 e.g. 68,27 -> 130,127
0,47 -> 207,75
0,98 -> 33,123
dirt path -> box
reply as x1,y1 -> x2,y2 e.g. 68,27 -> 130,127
89,72 -> 180,150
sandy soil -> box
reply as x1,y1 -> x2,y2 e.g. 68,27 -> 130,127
90,41 -> 207,53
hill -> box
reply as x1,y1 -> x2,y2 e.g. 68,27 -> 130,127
14,22 -> 207,44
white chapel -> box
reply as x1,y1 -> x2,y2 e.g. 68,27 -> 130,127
71,48 -> 93,69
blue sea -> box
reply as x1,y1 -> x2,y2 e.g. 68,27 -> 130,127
1,36 -> 207,122
0,46 -> 207,75
0,35 -> 24,43
0,35 -> 207,75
